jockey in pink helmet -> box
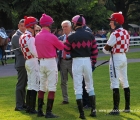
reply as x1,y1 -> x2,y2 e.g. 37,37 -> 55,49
71,14 -> 86,30
35,13 -> 64,118
39,13 -> 54,29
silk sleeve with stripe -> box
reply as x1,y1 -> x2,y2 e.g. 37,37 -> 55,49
91,39 -> 98,65
64,39 -> 71,54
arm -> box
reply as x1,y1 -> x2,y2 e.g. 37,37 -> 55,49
64,38 -> 71,54
53,36 -> 64,50
11,35 -> 23,54
91,39 -> 98,66
27,37 -> 38,57
102,33 -> 116,54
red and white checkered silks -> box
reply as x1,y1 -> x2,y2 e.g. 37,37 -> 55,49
19,33 -> 34,59
112,29 -> 130,54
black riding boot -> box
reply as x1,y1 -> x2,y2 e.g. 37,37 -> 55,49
29,90 -> 37,114
89,95 -> 96,117
76,99 -> 86,119
26,90 -> 31,113
45,99 -> 59,118
109,88 -> 120,115
37,98 -> 45,117
123,87 -> 130,113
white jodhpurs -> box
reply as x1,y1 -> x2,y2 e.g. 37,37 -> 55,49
39,57 -> 58,92
109,53 -> 129,89
25,58 -> 40,91
72,57 -> 94,95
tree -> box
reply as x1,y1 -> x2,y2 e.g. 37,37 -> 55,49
127,1 -> 140,25
1,0 -> 112,31
80,3 -> 112,31
0,0 -> 13,29
12,0 -> 98,28
104,0 -> 140,29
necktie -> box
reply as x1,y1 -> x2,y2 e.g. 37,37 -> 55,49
62,35 -> 68,59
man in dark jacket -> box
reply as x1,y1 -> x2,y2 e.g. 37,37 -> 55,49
11,19 -> 27,111
64,14 -> 98,119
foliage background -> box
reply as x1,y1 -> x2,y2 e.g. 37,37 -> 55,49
0,0 -> 140,30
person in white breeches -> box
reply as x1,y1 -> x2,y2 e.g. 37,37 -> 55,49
64,14 -> 98,119
103,11 -> 130,115
39,58 -> 58,92
19,16 -> 39,114
35,14 -> 64,118
109,53 -> 129,89
72,57 -> 94,95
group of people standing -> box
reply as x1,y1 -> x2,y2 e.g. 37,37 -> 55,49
11,11 -> 130,119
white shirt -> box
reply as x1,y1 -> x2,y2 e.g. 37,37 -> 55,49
24,30 -> 38,58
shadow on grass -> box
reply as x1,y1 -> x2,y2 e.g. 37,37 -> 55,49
15,104 -> 77,120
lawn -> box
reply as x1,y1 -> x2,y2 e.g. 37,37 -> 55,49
1,58 -> 15,65
97,51 -> 140,61
129,46 -> 140,49
0,62 -> 140,120
4,48 -> 140,64
6,58 -> 15,64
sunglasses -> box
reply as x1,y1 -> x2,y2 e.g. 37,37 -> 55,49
35,30 -> 41,32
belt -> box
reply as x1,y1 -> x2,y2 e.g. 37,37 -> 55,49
113,52 -> 125,54
39,57 -> 55,60
61,58 -> 72,60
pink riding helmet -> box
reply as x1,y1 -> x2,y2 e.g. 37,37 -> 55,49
72,15 -> 86,26
39,13 -> 54,26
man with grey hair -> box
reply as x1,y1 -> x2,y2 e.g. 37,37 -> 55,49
58,20 -> 73,104
11,19 -> 27,111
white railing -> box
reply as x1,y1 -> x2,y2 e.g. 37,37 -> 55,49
4,36 -> 140,58
3,42 -> 15,59
4,50 -> 15,58
96,36 -> 140,49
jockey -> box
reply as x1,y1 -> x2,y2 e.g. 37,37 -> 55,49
64,14 -> 98,119
35,13 -> 64,118
103,12 -> 130,115
19,16 -> 40,114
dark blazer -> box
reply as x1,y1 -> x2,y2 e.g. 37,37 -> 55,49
57,34 -> 65,71
11,30 -> 26,68
58,34 -> 65,62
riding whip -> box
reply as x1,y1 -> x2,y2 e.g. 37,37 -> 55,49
11,47 -> 21,51
111,52 -> 116,78
11,45 -> 27,52
95,60 -> 109,68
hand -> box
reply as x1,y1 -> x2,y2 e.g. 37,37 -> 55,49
63,40 -> 66,43
92,65 -> 95,72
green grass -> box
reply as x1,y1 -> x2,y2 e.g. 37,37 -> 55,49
126,52 -> 140,59
4,49 -> 140,64
129,46 -> 140,49
2,46 -> 140,64
97,52 -> 140,61
6,58 -> 15,64
98,45 -> 140,52
0,63 -> 140,120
